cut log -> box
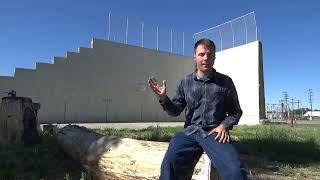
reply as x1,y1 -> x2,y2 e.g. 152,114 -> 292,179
57,125 -> 219,180
0,96 -> 40,145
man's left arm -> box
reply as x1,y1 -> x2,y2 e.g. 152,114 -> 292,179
221,78 -> 243,130
208,78 -> 242,143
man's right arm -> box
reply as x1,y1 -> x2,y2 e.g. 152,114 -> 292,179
159,81 -> 186,117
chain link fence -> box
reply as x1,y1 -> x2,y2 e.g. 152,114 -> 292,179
107,11 -> 258,56
107,11 -> 193,56
193,12 -> 258,52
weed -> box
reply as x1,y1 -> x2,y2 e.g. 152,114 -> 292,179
279,164 -> 295,176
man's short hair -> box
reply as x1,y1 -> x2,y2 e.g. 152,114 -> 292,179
194,38 -> 216,53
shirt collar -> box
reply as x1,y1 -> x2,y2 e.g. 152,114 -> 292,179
193,68 -> 216,82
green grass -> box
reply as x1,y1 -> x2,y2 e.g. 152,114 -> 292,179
232,125 -> 320,164
0,132 -> 85,180
94,125 -> 183,142
1,124 -> 319,179
94,124 -> 320,164
95,124 -> 320,178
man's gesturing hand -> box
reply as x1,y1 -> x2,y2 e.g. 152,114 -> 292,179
208,124 -> 230,143
148,76 -> 167,100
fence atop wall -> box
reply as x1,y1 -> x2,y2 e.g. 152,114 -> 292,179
107,11 -> 258,56
107,11 -> 193,56
193,12 -> 258,52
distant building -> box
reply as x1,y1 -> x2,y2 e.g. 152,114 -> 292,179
303,111 -> 320,120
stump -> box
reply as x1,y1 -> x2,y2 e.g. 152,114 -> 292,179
57,125 -> 218,180
0,96 -> 40,145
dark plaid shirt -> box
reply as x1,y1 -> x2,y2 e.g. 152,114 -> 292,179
160,69 -> 242,138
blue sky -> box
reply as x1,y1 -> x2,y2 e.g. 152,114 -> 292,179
0,0 -> 319,109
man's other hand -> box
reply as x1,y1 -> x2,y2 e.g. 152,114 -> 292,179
148,76 -> 167,100
208,124 -> 230,143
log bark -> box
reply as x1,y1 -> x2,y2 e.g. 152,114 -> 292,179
0,96 -> 40,145
57,125 -> 219,180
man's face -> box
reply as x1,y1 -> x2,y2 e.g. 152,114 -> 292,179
194,44 -> 215,73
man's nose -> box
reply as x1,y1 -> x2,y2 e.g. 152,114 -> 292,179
203,54 -> 208,61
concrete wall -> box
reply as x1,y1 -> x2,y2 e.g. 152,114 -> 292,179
215,41 -> 265,125
0,39 -> 264,125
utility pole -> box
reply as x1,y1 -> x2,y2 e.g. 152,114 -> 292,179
270,103 -> 277,119
265,103 -> 269,119
291,98 -> 295,125
291,98 -> 295,120
279,100 -> 285,120
266,103 -> 271,119
283,91 -> 289,120
297,100 -> 303,118
308,89 -> 313,120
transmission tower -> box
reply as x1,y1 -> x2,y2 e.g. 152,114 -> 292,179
308,89 -> 314,120
282,91 -> 289,119
296,100 -> 303,117
291,98 -> 295,119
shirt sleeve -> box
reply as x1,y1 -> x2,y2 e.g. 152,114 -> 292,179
221,78 -> 243,130
159,80 -> 186,116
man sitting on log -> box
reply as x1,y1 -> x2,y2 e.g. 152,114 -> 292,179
148,38 -> 247,180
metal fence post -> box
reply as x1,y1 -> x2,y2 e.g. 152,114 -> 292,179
141,22 -> 144,47
218,27 -> 222,51
243,16 -> 248,44
253,11 -> 258,40
170,28 -> 173,53
230,22 -> 235,48
125,17 -> 129,44
156,25 -> 159,50
108,11 -> 111,40
182,32 -> 185,55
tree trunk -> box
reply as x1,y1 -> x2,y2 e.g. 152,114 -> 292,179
57,125 -> 220,180
0,96 -> 40,145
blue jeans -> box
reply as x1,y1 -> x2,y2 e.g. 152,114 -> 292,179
160,131 -> 247,180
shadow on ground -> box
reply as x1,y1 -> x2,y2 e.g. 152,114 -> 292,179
234,136 -> 320,164
0,134 -> 85,180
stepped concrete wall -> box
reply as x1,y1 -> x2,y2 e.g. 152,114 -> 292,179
0,39 -> 264,125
